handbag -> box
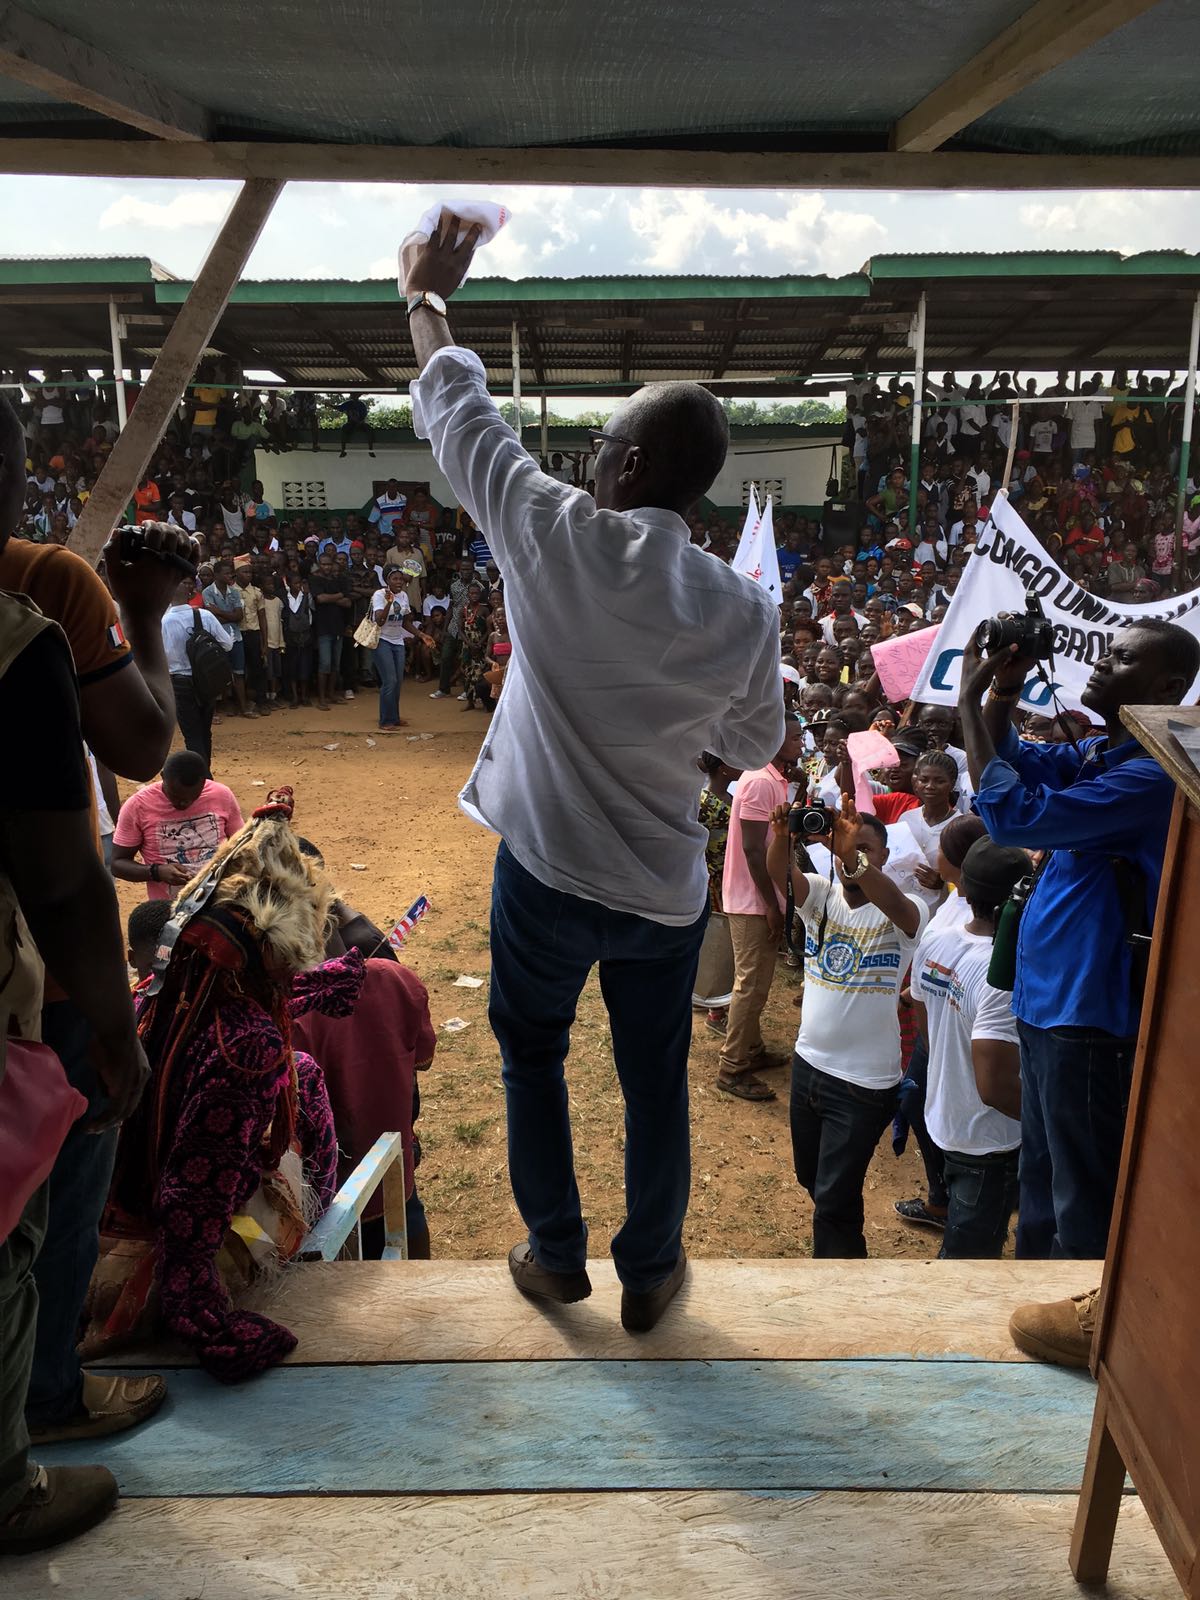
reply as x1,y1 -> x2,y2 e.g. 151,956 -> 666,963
353,614 -> 381,650
0,1040 -> 88,1244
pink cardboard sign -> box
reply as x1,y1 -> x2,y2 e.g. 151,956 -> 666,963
845,729 -> 899,816
870,625 -> 940,705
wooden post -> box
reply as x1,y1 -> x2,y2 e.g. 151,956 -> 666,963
1173,289 -> 1200,589
72,178 -> 284,565
1069,1393 -> 1127,1583
107,295 -> 127,430
540,391 -> 549,463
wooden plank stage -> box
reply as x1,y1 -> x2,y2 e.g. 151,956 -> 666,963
11,1259 -> 1182,1597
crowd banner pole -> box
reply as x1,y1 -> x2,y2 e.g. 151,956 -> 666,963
72,178 -> 284,567
107,296 -> 128,430
1174,289 -> 1200,588
511,320 -> 522,444
907,291 -> 926,538
1001,399 -> 1019,492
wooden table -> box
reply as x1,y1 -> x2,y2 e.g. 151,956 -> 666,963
1072,704 -> 1200,1596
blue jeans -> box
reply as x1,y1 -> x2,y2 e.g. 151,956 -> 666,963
489,841 -> 706,1293
317,633 -> 340,675
896,1037 -> 948,1210
1015,1020 -> 1135,1260
375,638 -> 406,726
790,1054 -> 898,1258
939,1146 -> 1020,1259
26,1002 -> 118,1428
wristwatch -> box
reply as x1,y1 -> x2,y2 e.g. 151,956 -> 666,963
406,291 -> 448,319
841,849 -> 870,882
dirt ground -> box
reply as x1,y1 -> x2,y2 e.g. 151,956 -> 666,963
114,687 -> 936,1264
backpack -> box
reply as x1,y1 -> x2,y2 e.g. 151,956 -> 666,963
186,610 -> 234,706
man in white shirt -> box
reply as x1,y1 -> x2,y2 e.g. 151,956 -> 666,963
911,839 -> 1028,1258
1069,382 -> 1104,462
404,217 -> 783,1331
768,797 -> 928,1257
161,576 -> 234,772
368,479 -> 408,539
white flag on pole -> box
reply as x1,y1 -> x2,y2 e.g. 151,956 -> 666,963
731,489 -> 782,604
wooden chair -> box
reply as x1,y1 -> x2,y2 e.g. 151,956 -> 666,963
298,1131 -> 409,1262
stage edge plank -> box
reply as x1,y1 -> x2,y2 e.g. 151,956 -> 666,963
101,1258 -> 1100,1367
12,1491 -> 1177,1600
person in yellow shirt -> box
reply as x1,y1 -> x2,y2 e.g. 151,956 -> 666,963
1108,395 -> 1143,459
191,381 -> 223,436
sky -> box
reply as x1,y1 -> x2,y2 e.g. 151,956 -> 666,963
7,176 -> 1198,283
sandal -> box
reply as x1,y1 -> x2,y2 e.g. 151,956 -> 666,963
716,1072 -> 777,1102
894,1196 -> 947,1231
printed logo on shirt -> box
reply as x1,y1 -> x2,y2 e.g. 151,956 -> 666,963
152,811 -> 224,871
918,956 -> 968,1014
806,922 -> 902,992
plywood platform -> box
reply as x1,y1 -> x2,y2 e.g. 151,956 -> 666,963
13,1259 -> 1181,1598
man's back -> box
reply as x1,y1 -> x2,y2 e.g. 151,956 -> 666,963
414,348 -> 783,925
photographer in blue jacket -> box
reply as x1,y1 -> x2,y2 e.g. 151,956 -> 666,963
958,618 -> 1198,1366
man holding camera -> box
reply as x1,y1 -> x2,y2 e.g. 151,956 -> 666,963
767,795 -> 928,1257
959,618 -> 1200,1365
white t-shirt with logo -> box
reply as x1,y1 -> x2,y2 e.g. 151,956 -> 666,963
795,874 -> 928,1089
913,926 -> 1021,1156
1030,418 -> 1057,454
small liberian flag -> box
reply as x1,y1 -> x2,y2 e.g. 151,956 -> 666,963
107,622 -> 127,650
386,895 -> 430,950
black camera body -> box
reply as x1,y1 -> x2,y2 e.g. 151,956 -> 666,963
974,592 -> 1054,661
790,801 -> 835,838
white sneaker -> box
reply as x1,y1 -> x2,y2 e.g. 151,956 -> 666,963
457,692 -> 469,702
344,690 -> 354,700
429,690 -> 448,699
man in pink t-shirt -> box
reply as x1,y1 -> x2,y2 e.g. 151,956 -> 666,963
718,716 -> 804,1101
111,749 -> 243,898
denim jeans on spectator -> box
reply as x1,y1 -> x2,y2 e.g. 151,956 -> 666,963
939,1146 -> 1020,1259
790,1054 -> 898,1258
25,1002 -> 118,1429
317,633 -> 340,676
1015,1020 -> 1136,1260
0,1186 -> 47,1517
896,1035 -> 948,1210
375,639 -> 406,727
489,841 -> 706,1294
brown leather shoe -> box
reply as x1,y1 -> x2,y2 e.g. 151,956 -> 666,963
28,1372 -> 167,1446
507,1243 -> 592,1304
1008,1287 -> 1100,1370
621,1251 -> 688,1334
0,1464 -> 118,1554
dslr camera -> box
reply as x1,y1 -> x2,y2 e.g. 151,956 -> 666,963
973,593 -> 1054,661
790,800 -> 836,838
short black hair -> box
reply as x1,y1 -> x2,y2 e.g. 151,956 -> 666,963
162,751 -> 207,786
915,750 -> 959,785
1124,619 -> 1200,687
617,382 -> 729,504
127,897 -> 173,951
856,812 -> 888,846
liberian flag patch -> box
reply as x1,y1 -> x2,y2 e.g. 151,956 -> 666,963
107,622 -> 127,649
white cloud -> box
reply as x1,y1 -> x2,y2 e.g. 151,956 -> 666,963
624,190 -> 884,275
98,189 -> 238,231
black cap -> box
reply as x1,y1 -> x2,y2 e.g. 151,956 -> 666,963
891,732 -> 926,758
961,839 -> 1030,908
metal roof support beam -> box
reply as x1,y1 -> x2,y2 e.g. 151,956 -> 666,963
0,3 -> 210,141
524,323 -> 548,387
72,179 -> 283,566
712,303 -> 745,381
621,329 -> 635,384
892,0 -> 1164,153
301,311 -> 390,388
1071,296 -> 1180,362
3,140 -> 1200,191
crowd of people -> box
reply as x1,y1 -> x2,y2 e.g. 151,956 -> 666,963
2,220 -> 1198,1561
